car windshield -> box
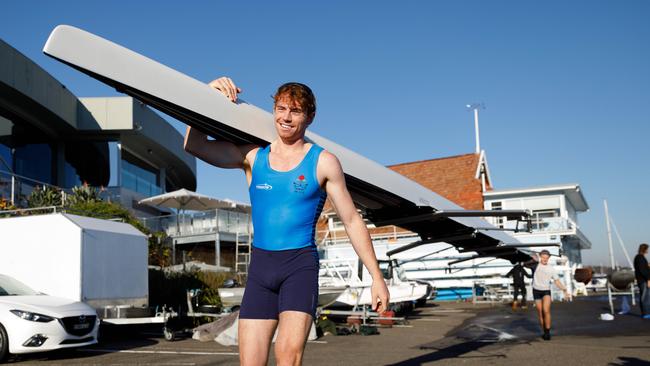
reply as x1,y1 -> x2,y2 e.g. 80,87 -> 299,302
0,274 -> 40,296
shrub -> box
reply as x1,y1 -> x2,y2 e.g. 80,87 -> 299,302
27,185 -> 63,209
66,184 -> 102,206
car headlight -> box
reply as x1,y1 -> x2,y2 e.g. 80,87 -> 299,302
10,310 -> 55,323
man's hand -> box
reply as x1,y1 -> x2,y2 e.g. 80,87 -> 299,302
208,77 -> 241,102
647,280 -> 650,288
371,278 -> 390,313
563,289 -> 571,301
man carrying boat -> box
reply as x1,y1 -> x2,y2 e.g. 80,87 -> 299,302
530,250 -> 570,341
184,77 -> 390,366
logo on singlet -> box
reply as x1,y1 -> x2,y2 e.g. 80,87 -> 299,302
293,174 -> 308,193
255,183 -> 273,190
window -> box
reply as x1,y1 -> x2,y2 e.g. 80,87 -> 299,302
0,143 -> 11,172
121,150 -> 161,197
491,201 -> 504,228
0,116 -> 12,173
531,209 -> 560,230
14,143 -> 54,184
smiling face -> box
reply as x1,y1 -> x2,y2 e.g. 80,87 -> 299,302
273,97 -> 314,141
272,82 -> 316,142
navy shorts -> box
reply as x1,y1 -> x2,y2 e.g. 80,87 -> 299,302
533,289 -> 551,300
239,245 -> 319,320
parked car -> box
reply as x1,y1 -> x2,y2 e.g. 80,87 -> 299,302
0,274 -> 99,362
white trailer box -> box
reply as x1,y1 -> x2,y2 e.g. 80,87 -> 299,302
0,213 -> 148,310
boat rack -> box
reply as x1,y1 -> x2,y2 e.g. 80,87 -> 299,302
606,282 -> 636,315
319,308 -> 407,326
471,280 -> 513,305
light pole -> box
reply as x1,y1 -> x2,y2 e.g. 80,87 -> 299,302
466,103 -> 485,154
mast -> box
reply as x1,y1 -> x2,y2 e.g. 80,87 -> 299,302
610,216 -> 634,268
604,200 -> 616,270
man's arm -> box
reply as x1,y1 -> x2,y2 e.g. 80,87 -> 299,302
320,151 -> 390,313
523,267 -> 532,278
504,267 -> 514,278
554,278 -> 570,300
183,77 -> 258,170
184,127 -> 257,169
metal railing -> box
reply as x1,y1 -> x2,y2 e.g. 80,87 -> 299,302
318,226 -> 420,246
0,169 -> 62,208
494,216 -> 578,233
0,170 -> 123,209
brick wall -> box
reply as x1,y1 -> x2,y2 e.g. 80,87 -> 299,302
317,152 -> 489,242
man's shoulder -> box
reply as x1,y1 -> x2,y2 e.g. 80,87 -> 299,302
316,149 -> 340,167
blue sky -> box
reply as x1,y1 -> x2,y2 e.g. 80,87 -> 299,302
3,1 -> 649,266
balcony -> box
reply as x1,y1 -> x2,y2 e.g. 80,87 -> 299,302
139,209 -> 252,238
495,216 -> 578,234
0,169 -> 58,208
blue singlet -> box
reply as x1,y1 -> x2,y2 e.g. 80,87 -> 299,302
249,143 -> 327,250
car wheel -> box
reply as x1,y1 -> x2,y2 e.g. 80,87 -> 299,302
0,323 -> 9,363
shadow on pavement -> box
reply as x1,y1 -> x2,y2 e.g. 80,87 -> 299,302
386,340 -> 503,365
387,323 -> 526,365
609,357 -> 650,366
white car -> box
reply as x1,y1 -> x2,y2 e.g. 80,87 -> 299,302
0,274 -> 99,362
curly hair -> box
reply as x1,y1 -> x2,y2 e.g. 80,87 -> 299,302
273,82 -> 316,116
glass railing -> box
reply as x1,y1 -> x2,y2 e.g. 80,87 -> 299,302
139,209 -> 252,237
0,169 -> 62,208
495,216 -> 574,233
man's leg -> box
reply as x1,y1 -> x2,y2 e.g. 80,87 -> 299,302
274,311 -> 313,366
239,319 -> 278,366
521,287 -> 528,308
512,286 -> 521,310
542,294 -> 552,339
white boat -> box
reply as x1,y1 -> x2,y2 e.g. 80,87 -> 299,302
321,238 -> 515,292
318,257 -> 431,308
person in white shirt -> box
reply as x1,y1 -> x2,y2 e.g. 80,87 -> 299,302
529,250 -> 569,341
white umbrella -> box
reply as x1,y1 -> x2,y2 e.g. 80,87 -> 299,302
138,188 -> 235,212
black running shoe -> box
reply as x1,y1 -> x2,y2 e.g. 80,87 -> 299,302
542,333 -> 551,341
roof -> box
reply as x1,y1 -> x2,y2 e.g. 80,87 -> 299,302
0,38 -> 82,135
484,183 -> 589,212
64,213 -> 148,237
387,153 -> 488,210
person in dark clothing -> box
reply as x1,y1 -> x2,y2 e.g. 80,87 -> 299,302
505,262 -> 532,309
633,243 -> 650,318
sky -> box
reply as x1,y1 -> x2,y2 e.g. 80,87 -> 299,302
2,1 -> 649,266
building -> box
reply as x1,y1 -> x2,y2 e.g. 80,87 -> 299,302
0,38 -> 252,271
0,38 -> 195,216
483,184 -> 592,265
388,151 -> 491,210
